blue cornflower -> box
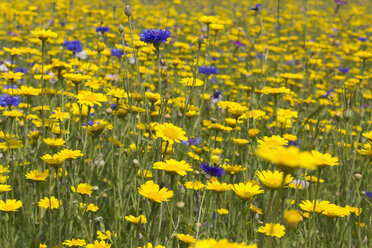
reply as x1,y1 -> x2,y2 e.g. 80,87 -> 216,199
198,66 -> 219,76
357,37 -> 368,42
139,28 -> 171,48
251,3 -> 261,11
364,191 -> 372,198
201,163 -> 224,177
338,67 -> 349,74
0,94 -> 21,107
288,139 -> 301,148
95,26 -> 110,33
15,67 -> 28,74
63,40 -> 83,53
211,90 -> 222,101
111,48 -> 124,58
322,87 -> 335,98
111,103 -> 117,110
181,136 -> 201,146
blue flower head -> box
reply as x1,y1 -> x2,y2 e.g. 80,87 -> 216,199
252,3 -> 261,11
338,67 -> 349,74
357,37 -> 368,42
201,163 -> 224,177
96,26 -> 110,33
139,28 -> 171,48
181,136 -> 201,146
0,94 -> 21,107
111,48 -> 124,58
198,66 -> 219,76
63,40 -> 83,53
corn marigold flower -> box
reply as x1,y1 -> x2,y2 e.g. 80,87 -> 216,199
25,169 -> 49,181
138,244 -> 165,248
321,204 -> 351,218
311,150 -> 339,168
72,183 -> 93,195
258,135 -> 288,148
38,196 -> 61,209
154,123 -> 187,144
195,238 -> 257,248
153,159 -> 193,176
283,209 -> 303,228
138,180 -> 174,203
184,181 -> 205,190
139,28 -> 171,48
179,77 -> 204,86
0,184 -> 11,194
42,137 -> 65,149
125,215 -> 147,224
77,91 -> 108,107
57,149 -> 84,161
86,240 -> 111,248
62,239 -> 86,247
0,199 -> 23,212
256,170 -> 294,190
97,230 -> 115,240
299,200 -> 330,213
176,234 -> 196,244
217,208 -> 229,215
80,203 -> 99,212
40,153 -> 65,167
207,179 -> 231,193
258,223 -> 285,238
248,128 -> 260,138
221,164 -> 246,175
232,182 -> 264,200
31,28 -> 57,41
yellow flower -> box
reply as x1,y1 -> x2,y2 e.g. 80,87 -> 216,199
257,135 -> 288,148
77,91 -> 108,107
362,131 -> 372,142
180,77 -> 204,86
184,181 -> 205,190
72,183 -> 93,195
40,154 -> 65,167
232,182 -> 264,200
0,185 -> 11,193
177,234 -> 196,244
86,240 -> 111,248
154,123 -> 187,144
97,230 -> 115,240
80,203 -> 99,212
38,196 -> 61,210
321,204 -> 351,218
57,149 -> 84,161
138,180 -> 174,203
232,138 -> 250,146
63,73 -> 91,84
344,205 -> 362,216
311,150 -> 339,168
20,85 -> 41,96
62,239 -> 86,247
256,146 -> 317,171
256,170 -> 293,190
137,170 -> 153,178
207,179 -> 231,193
25,169 -> 49,181
283,209 -> 303,228
125,215 -> 147,224
42,137 -> 65,149
31,28 -> 57,40
258,223 -> 286,238
195,238 -> 257,248
299,200 -> 330,213
1,71 -> 23,81
49,108 -> 70,121
153,159 -> 193,176
261,86 -> 290,95
0,199 -> 22,212
221,164 -> 247,175
217,208 -> 229,215
248,129 -> 260,138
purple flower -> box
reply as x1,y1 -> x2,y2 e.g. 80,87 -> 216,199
322,87 -> 335,98
364,191 -> 372,198
181,137 -> 201,146
111,48 -> 124,58
0,94 -> 21,107
201,163 -> 224,177
357,37 -> 368,42
211,90 -> 222,101
251,3 -> 261,11
96,26 -> 110,33
199,66 -> 219,75
338,67 -> 349,74
139,28 -> 171,48
335,0 -> 347,5
231,40 -> 246,47
63,40 -> 83,53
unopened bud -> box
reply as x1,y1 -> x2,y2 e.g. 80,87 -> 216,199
197,35 -> 205,45
176,201 -> 185,210
118,24 -> 124,33
354,172 -> 362,181
343,109 -> 353,121
125,5 -> 132,17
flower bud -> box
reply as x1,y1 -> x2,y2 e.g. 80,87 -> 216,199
176,201 -> 185,210
118,24 -> 124,33
343,109 -> 353,121
125,5 -> 132,17
354,172 -> 362,181
197,35 -> 205,45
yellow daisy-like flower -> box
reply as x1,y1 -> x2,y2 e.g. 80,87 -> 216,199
57,149 -> 84,161
138,180 -> 174,203
64,73 -> 91,84
154,123 -> 187,144
179,77 -> 204,87
40,154 -> 65,167
362,131 -> 372,142
321,204 -> 351,218
299,200 -> 330,213
20,85 -> 41,96
208,123 -> 233,132
207,179 -> 231,193
256,146 -> 317,171
62,239 -> 86,247
283,209 -> 303,228
217,208 -> 229,215
153,159 -> 193,176
137,169 -> 153,178
194,238 -> 257,248
0,199 -> 23,212
257,135 -> 288,148
232,182 -> 264,200
125,215 -> 147,224
248,129 -> 260,138
38,196 -> 61,210
86,240 -> 111,248
31,28 -> 57,40
25,169 -> 49,182
42,137 -> 65,149
0,185 -> 11,194
76,91 -> 108,107
258,223 -> 286,238
232,138 -> 250,146
80,203 -> 99,212
221,164 -> 247,175
72,183 -> 93,195
176,234 -> 196,244
311,150 -> 339,169
49,108 -> 70,121
184,181 -> 205,190
256,170 -> 294,190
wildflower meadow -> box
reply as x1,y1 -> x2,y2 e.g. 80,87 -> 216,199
0,0 -> 371,247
